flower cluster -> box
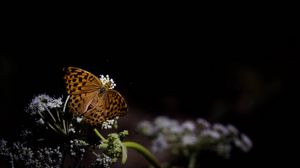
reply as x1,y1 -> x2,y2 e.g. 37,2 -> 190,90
102,117 -> 119,129
137,116 -> 252,166
26,94 -> 79,136
27,94 -> 63,115
0,93 -> 126,168
0,139 -> 63,168
100,74 -> 116,89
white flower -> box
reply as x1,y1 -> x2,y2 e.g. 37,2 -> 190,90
75,117 -> 83,123
154,116 -> 178,130
69,127 -> 76,134
196,118 -> 210,128
234,138 -> 243,149
101,118 -> 117,129
182,121 -> 196,132
36,118 -> 45,125
94,153 -> 112,168
137,121 -> 155,136
100,75 -> 116,89
169,125 -> 183,134
28,94 -> 52,113
27,94 -> 62,115
152,134 -> 168,153
227,124 -> 239,135
200,129 -> 221,141
0,139 -> 9,155
181,134 -> 197,146
137,116 -> 253,161
0,139 -> 7,146
234,134 -> 253,152
46,97 -> 62,109
213,123 -> 230,136
241,134 -> 253,152
20,129 -> 32,138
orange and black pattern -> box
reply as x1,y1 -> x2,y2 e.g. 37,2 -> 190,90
64,67 -> 127,126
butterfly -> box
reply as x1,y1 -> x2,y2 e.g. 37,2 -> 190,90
64,67 -> 127,126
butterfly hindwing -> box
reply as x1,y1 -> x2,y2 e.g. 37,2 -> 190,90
82,95 -> 107,125
68,91 -> 99,115
104,90 -> 127,119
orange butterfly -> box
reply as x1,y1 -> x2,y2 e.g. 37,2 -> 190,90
64,67 -> 127,126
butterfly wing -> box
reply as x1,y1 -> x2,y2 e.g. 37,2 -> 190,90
104,90 -> 128,118
64,67 -> 102,95
82,95 -> 107,125
68,91 -> 99,115
82,89 -> 127,125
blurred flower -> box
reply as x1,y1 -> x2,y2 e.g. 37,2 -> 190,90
152,134 -> 169,153
20,129 -> 32,139
241,134 -> 252,148
136,120 -> 155,136
182,121 -> 196,132
0,139 -> 9,156
200,129 -> 221,141
154,116 -> 174,129
213,123 -> 230,136
227,124 -> 239,135
196,118 -> 210,128
181,134 -> 197,146
234,133 -> 253,152
137,116 -> 253,167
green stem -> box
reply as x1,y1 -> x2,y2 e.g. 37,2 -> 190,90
123,141 -> 161,168
93,128 -> 107,142
121,143 -> 128,164
188,152 -> 197,168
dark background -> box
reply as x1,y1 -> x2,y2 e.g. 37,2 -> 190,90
1,20 -> 299,167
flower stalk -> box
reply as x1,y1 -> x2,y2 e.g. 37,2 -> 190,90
123,141 -> 162,168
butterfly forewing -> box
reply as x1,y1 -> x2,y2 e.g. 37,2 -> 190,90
64,67 -> 102,95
